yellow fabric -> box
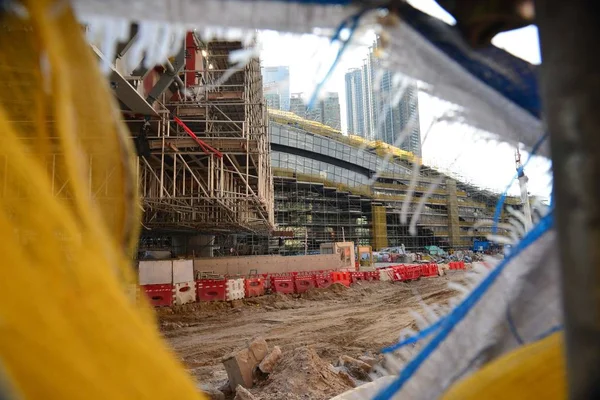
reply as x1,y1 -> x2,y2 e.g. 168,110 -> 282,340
442,332 -> 566,400
0,1 -> 202,398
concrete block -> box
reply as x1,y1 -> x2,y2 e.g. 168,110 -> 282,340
234,385 -> 257,400
223,349 -> 255,390
258,346 -> 282,373
248,338 -> 268,363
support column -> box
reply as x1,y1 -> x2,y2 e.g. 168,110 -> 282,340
446,179 -> 460,248
371,205 -> 388,250
538,1 -> 600,398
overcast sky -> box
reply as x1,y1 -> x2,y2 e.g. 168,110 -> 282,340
258,0 -> 551,198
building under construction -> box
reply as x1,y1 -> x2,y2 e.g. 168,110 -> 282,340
267,110 -> 523,254
98,34 -> 522,256
101,33 -> 273,255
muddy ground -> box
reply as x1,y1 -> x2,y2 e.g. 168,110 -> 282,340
157,272 -> 466,399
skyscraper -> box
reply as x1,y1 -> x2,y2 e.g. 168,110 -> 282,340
321,93 -> 341,130
303,93 -> 341,130
291,92 -> 341,130
265,93 -> 281,110
344,41 -> 421,157
261,66 -> 290,111
290,93 -> 306,118
345,68 -> 365,136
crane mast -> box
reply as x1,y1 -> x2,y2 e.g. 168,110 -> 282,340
515,148 -> 533,230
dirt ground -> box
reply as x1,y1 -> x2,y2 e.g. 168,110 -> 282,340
157,272 -> 466,399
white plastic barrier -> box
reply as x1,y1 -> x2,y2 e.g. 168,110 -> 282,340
174,281 -> 196,305
139,260 -> 172,285
172,259 -> 194,284
226,278 -> 245,301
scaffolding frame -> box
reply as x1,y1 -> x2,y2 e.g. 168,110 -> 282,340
135,39 -> 274,234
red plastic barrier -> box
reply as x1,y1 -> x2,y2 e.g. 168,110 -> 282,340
141,284 -> 174,307
350,271 -> 365,284
315,272 -> 333,288
331,271 -> 351,287
389,265 -> 406,281
294,275 -> 316,293
270,276 -> 295,294
196,279 -> 227,302
363,271 -> 380,281
421,263 -> 439,277
406,265 -> 422,280
261,274 -> 271,290
245,277 -> 266,298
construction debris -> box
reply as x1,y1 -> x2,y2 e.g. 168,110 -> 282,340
358,355 -> 378,366
234,385 -> 258,400
248,338 -> 269,364
252,346 -> 354,400
338,355 -> 373,381
259,346 -> 282,374
223,338 -> 269,391
197,384 -> 225,400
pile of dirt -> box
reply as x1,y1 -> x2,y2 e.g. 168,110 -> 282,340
244,292 -> 298,309
301,283 -> 349,300
251,346 -> 354,400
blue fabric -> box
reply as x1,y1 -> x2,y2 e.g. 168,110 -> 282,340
397,4 -> 540,119
374,212 -> 554,400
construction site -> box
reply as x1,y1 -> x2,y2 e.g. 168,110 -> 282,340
94,29 -> 531,399
4,0 -> 579,399
116,34 -> 524,259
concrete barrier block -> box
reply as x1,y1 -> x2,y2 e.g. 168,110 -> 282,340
223,349 -> 255,390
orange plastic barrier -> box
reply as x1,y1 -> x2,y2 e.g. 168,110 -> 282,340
449,261 -> 466,270
244,277 -> 266,298
331,271 -> 351,287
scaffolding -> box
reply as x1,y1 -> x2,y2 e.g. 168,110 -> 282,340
132,37 -> 274,234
